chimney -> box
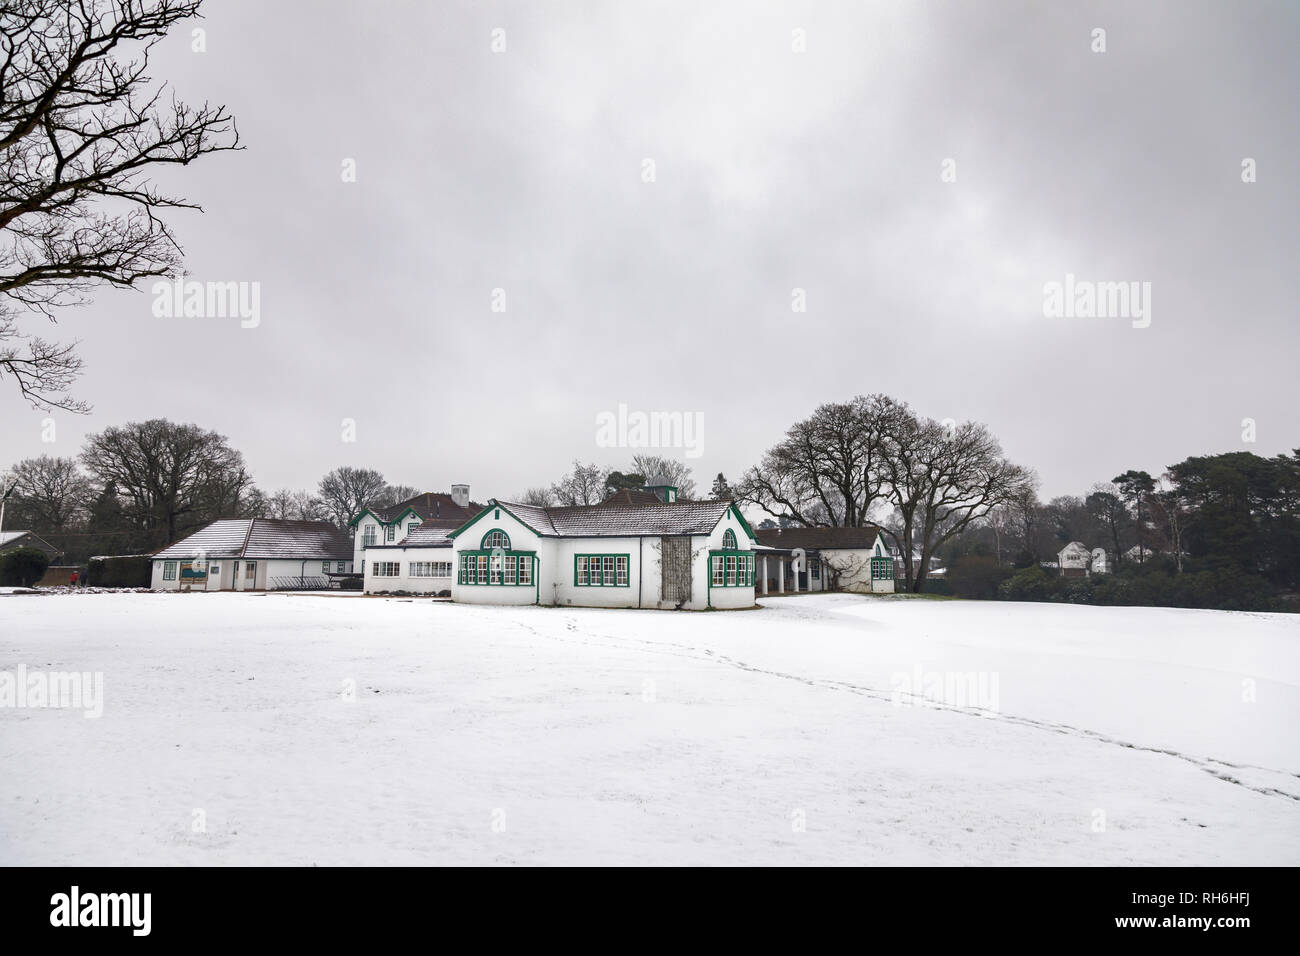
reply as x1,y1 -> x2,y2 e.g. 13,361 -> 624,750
451,484 -> 469,508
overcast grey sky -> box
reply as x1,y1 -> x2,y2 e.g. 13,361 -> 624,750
3,0 -> 1296,502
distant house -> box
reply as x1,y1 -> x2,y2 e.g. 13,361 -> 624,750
1056,541 -> 1111,577
446,495 -> 758,610
753,526 -> 895,594
1122,545 -> 1154,564
151,518 -> 354,591
0,530 -> 60,561
883,543 -> 941,580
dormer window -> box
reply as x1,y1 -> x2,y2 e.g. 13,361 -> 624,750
722,529 -> 737,550
385,524 -> 395,542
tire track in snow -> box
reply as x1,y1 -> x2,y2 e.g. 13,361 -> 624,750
507,612 -> 1300,804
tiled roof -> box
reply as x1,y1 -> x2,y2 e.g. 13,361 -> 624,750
369,492 -> 482,525
600,488 -> 663,506
395,523 -> 456,548
243,520 -> 354,560
2,529 -> 48,546
153,519 -> 353,560
755,525 -> 884,551
493,499 -> 735,538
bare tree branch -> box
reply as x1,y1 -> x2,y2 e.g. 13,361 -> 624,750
1,0 -> 241,410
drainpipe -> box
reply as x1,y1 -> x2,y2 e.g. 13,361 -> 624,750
706,545 -> 712,609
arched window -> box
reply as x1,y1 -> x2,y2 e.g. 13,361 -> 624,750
722,529 -> 737,550
481,529 -> 511,551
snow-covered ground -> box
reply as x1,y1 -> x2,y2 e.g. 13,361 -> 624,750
2,591 -> 1297,865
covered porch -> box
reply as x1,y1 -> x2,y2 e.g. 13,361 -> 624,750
752,545 -> 830,595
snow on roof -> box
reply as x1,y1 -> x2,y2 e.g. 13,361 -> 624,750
392,524 -> 455,549
359,492 -> 483,526
486,499 -> 736,538
242,519 -> 354,560
0,529 -> 58,552
152,519 -> 352,560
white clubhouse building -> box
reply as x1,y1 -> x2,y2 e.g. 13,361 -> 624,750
444,494 -> 759,610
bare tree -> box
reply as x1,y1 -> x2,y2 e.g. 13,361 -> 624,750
374,484 -> 420,508
317,466 -> 386,528
80,418 -> 253,545
1085,483 -> 1128,566
551,461 -> 608,506
736,395 -> 898,527
1151,473 -> 1192,572
1005,485 -> 1047,564
629,454 -> 696,500
879,416 -> 1034,592
5,454 -> 92,530
516,486 -> 556,507
265,488 -> 326,521
1,0 -> 240,411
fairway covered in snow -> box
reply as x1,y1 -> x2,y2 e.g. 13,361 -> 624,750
2,591 -> 1297,865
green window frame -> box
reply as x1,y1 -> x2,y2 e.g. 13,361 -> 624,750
458,550 -> 535,585
385,524 -> 395,542
722,529 -> 737,550
574,554 -> 630,587
481,529 -> 511,551
709,551 -> 754,587
870,556 -> 893,580
163,560 -> 177,581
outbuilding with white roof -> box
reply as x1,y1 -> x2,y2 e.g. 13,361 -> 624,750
150,518 -> 355,591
